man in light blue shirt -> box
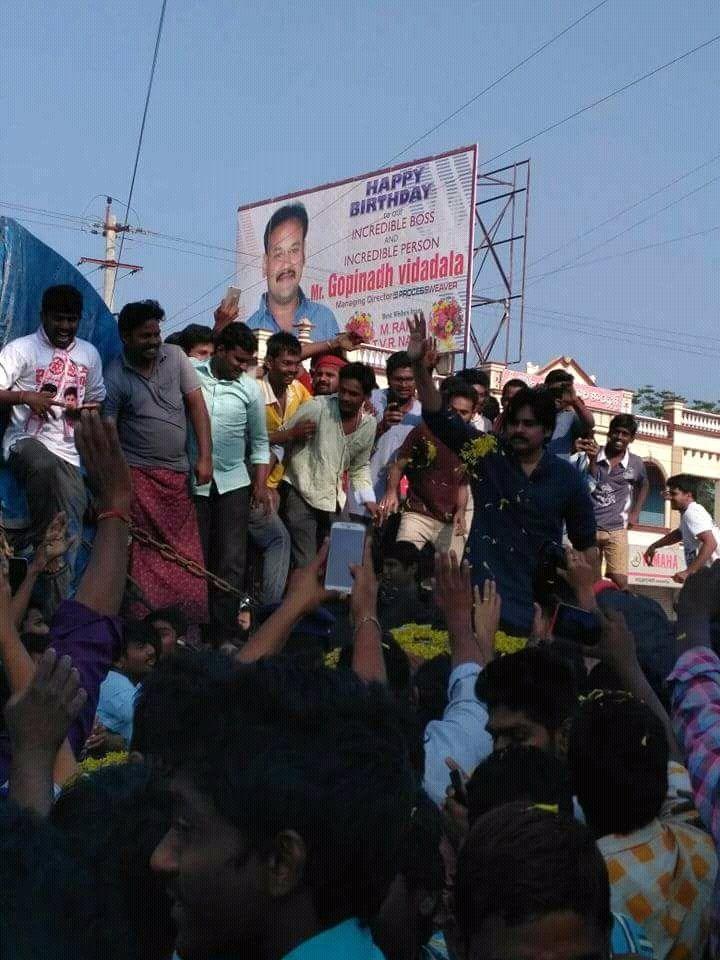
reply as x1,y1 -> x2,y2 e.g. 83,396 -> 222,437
96,621 -> 157,747
245,202 -> 340,347
191,322 -> 270,635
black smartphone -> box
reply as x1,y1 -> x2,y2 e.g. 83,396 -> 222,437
551,602 -> 602,646
8,557 -> 28,595
449,768 -> 468,807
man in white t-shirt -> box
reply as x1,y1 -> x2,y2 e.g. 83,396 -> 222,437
0,285 -> 105,609
644,473 -> 720,584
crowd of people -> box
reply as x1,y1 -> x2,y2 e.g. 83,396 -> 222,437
0,201 -> 719,960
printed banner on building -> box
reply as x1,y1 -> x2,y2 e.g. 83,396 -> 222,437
236,145 -> 477,353
627,534 -> 685,589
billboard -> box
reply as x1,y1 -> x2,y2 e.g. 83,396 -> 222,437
236,145 -> 477,354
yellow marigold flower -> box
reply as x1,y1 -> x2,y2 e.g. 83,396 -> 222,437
493,630 -> 528,655
324,648 -> 341,669
390,623 -> 450,660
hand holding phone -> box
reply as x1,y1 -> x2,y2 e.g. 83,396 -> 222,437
324,522 -> 366,594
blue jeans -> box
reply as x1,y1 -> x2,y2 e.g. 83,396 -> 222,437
248,503 -> 291,605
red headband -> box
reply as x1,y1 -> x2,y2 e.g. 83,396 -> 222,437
312,354 -> 348,372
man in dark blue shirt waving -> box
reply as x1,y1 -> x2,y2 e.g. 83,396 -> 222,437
406,313 -> 597,635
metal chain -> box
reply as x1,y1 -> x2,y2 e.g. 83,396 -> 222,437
128,522 -> 243,598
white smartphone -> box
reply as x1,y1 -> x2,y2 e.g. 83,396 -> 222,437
223,285 -> 241,308
324,521 -> 366,594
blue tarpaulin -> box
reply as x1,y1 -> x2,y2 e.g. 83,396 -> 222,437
0,218 -> 123,524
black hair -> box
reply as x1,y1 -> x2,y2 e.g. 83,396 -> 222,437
384,540 -> 422,569
609,413 -> 638,437
118,300 -> 164,337
456,368 -> 490,389
0,800 -> 101,959
50,763 -> 175,960
667,473 -> 699,499
265,330 -> 302,360
197,659 -> 417,929
130,647 -> 234,772
163,331 -> 183,347
484,395 -> 500,421
177,323 -> 214,354
371,789 -> 445,957
466,745 -> 574,827
21,630 -> 52,657
501,377 -> 526,398
455,803 -> 611,949
386,351 -> 413,377
263,202 -> 309,253
544,369 -> 574,388
63,386 -> 78,398
413,653 -> 451,729
340,361 -> 376,396
475,646 -> 578,735
504,386 -> 557,434
118,619 -> 161,663
214,321 -> 257,354
568,691 -> 668,837
41,284 -> 83,316
145,605 -> 188,639
440,376 -> 478,407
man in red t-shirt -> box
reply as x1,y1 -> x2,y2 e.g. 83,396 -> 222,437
377,378 -> 476,556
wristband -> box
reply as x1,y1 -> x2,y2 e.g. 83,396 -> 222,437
97,509 -> 130,525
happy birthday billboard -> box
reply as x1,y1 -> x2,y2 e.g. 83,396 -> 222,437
236,145 -> 477,354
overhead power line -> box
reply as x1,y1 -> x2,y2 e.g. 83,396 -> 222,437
484,32 -> 720,165
112,0 -> 169,304
384,0 -> 610,165
523,312 -> 720,362
529,149 -> 720,268
526,173 -> 720,285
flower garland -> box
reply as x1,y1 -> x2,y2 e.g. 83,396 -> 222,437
458,434 -> 498,478
324,623 -> 528,668
391,623 -> 450,660
493,630 -> 528,655
79,751 -> 129,775
407,436 -> 437,472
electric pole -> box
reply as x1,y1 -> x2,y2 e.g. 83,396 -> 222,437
78,197 -> 143,311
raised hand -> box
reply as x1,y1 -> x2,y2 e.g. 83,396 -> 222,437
213,299 -> 240,332
74,410 -> 132,514
34,512 -> 73,573
4,648 -> 87,756
406,311 -> 429,365
472,580 -> 501,664
349,538 -> 379,621
433,551 -> 473,629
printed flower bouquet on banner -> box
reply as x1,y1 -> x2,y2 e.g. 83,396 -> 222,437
346,312 -> 375,344
429,296 -> 463,350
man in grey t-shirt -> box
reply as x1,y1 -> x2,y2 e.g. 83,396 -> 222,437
588,414 -> 649,589
103,300 -> 212,621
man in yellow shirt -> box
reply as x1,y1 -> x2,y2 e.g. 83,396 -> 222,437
243,332 -> 311,605
259,332 -> 314,496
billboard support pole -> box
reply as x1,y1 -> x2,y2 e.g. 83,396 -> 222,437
465,160 -> 530,369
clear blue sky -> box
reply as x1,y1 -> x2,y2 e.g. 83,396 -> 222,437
4,0 -> 719,400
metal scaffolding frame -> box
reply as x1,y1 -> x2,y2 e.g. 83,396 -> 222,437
465,159 -> 530,367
